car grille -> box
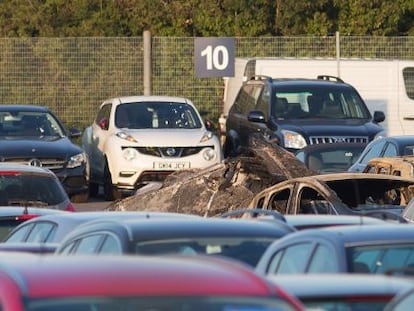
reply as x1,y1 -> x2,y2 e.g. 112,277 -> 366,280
309,136 -> 368,144
0,158 -> 66,171
127,146 -> 214,158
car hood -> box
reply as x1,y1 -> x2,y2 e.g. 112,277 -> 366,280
0,136 -> 82,158
119,129 -> 215,146
278,118 -> 383,138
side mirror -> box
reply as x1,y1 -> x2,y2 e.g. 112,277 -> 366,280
247,110 -> 266,123
68,128 -> 81,138
373,111 -> 385,123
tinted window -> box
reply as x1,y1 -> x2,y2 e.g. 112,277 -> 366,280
274,85 -> 370,119
115,102 -> 202,129
0,173 -> 66,206
0,111 -> 65,137
403,67 -> 414,100
73,235 -> 103,254
350,244 -> 414,274
276,242 -> 313,274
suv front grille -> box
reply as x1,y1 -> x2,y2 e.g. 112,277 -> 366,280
128,146 -> 214,158
0,158 -> 66,171
309,136 -> 369,144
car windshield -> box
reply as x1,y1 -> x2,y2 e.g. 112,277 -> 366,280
271,86 -> 371,120
0,111 -> 65,137
27,296 -> 296,311
0,172 -> 66,207
349,243 -> 414,274
115,102 -> 202,129
135,238 -> 275,267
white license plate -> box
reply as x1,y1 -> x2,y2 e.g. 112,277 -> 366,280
153,162 -> 191,170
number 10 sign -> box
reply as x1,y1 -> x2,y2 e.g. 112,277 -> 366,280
194,38 -> 235,78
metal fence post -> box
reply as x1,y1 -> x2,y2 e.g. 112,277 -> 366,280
336,31 -> 341,77
143,30 -> 152,96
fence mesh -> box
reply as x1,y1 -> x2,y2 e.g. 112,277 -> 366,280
0,35 -> 413,130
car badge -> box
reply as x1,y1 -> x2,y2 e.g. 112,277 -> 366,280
28,158 -> 42,167
166,148 -> 176,156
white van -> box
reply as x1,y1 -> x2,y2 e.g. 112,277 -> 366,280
220,58 -> 414,138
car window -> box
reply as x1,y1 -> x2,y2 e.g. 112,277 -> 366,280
350,244 -> 414,274
26,222 -> 56,243
0,111 -> 65,137
256,85 -> 269,119
359,141 -> 386,164
95,103 -> 111,130
297,186 -> 336,215
268,188 -> 291,214
72,235 -> 103,254
276,242 -> 314,274
0,173 -> 67,206
383,143 -> 398,157
4,223 -> 34,242
234,84 -> 257,114
403,145 -> 414,155
307,243 -> 338,273
99,234 -> 122,254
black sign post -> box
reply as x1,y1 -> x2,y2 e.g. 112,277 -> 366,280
194,38 -> 235,78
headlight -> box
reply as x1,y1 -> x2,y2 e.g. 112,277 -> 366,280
281,130 -> 307,149
67,152 -> 87,168
202,148 -> 216,161
200,131 -> 213,143
116,131 -> 137,143
374,130 -> 387,140
122,148 -> 138,161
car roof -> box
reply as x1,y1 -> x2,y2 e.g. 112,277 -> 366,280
5,211 -> 200,242
61,217 -> 295,242
0,105 -> 49,112
283,214 -> 387,229
274,224 -> 414,246
268,274 -> 414,298
109,95 -> 191,105
0,254 -> 281,298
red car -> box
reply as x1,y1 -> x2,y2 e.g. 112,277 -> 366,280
0,253 -> 304,311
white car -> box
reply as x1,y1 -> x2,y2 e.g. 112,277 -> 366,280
82,96 -> 223,200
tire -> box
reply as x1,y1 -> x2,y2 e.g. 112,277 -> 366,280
70,192 -> 89,203
223,137 -> 236,158
103,163 -> 121,201
89,182 -> 99,197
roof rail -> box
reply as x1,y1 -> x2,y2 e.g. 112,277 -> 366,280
317,75 -> 344,83
249,75 -> 273,82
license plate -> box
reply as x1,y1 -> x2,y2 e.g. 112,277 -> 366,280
153,162 -> 190,170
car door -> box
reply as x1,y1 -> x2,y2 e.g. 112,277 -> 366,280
91,103 -> 112,179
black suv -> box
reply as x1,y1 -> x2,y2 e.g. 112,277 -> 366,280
224,75 -> 386,156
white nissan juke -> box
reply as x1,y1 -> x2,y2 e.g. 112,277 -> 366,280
82,96 -> 223,200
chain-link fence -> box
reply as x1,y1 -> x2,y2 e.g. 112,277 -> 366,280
0,35 -> 414,130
